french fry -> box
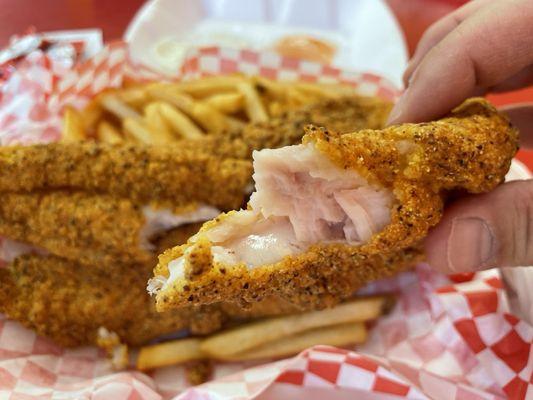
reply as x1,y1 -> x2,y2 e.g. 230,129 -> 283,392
96,121 -> 123,144
148,86 -> 241,132
76,76 -> 359,147
204,92 -> 244,114
253,76 -> 288,100
61,106 -> 86,142
158,102 -> 204,139
118,88 -> 150,108
292,82 -> 356,100
125,117 -> 177,145
224,114 -> 246,132
136,297 -> 384,370
267,101 -> 284,117
123,118 -> 152,144
173,76 -> 245,97
223,322 -> 367,361
137,322 -> 367,369
100,94 -> 141,120
137,338 -> 203,370
144,102 -> 175,142
201,297 -> 386,358
80,97 -> 104,133
237,81 -> 268,123
286,87 -> 309,108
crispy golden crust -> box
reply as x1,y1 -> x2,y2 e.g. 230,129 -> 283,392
0,191 -> 152,266
157,244 -> 421,310
238,96 -> 392,156
153,98 -> 518,310
0,142 -> 251,211
0,254 -> 303,347
0,254 -> 192,347
308,97 -> 518,253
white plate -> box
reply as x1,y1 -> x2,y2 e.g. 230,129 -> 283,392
124,0 -> 408,88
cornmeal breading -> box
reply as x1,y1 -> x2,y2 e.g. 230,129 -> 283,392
0,252 -> 304,347
0,191 -> 152,265
0,142 -> 252,211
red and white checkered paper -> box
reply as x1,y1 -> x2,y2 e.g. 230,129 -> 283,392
0,42 -> 531,400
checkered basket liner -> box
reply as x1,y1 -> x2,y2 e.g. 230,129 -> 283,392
0,41 -> 531,400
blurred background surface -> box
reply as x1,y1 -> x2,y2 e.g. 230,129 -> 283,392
1,0 -> 531,167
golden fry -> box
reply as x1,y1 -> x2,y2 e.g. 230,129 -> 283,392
80,97 -> 104,133
204,92 -> 244,114
237,81 -> 268,122
124,117 -> 175,145
136,319 -> 367,369
96,121 -> 123,144
286,87 -> 309,108
147,86 -> 232,132
158,102 -> 204,139
144,102 -> 176,143
137,338 -> 203,370
61,106 -> 86,142
253,76 -> 287,100
100,94 -> 141,120
200,297 -> 385,358
224,322 -> 366,361
123,118 -> 153,144
174,76 -> 245,97
117,88 -> 150,108
293,82 -> 355,99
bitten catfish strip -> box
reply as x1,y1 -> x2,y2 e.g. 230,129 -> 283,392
150,98 -> 518,310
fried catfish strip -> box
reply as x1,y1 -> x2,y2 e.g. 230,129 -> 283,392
0,254 -> 191,347
157,95 -> 393,160
0,191 -> 221,265
0,252 -> 301,347
151,98 -> 518,310
0,142 -> 251,211
0,191 -> 152,265
237,95 -> 392,157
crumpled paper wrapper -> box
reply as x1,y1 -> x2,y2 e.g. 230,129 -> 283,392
0,43 -> 531,399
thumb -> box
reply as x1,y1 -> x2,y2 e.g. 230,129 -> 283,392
424,180 -> 533,273
499,103 -> 533,148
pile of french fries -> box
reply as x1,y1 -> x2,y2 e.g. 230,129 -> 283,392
137,296 -> 388,370
61,75 -> 358,144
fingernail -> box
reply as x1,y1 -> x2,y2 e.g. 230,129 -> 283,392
386,88 -> 409,125
447,217 -> 495,272
387,96 -> 404,126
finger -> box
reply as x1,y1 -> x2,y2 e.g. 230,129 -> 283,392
500,103 -> 533,148
424,180 -> 533,274
403,0 -> 491,86
489,65 -> 533,93
389,0 -> 533,125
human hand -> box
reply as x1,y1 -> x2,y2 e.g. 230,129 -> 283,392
388,0 -> 533,273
